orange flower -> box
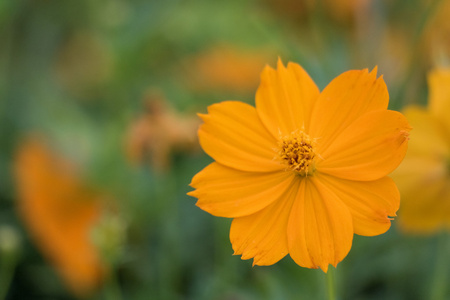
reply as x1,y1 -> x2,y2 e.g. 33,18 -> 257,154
185,45 -> 273,93
14,138 -> 106,296
189,60 -> 411,272
392,68 -> 450,233
264,0 -> 371,25
322,0 -> 371,23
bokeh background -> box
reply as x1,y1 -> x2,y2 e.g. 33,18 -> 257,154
0,0 -> 449,299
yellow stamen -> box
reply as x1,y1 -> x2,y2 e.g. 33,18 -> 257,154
278,131 -> 316,176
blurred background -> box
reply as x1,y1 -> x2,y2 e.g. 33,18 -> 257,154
0,0 -> 449,299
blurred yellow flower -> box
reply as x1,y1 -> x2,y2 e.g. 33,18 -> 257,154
393,69 -> 450,233
14,138 -> 106,297
189,60 -> 411,272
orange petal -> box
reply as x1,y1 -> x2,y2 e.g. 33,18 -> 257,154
198,101 -> 282,172
309,68 -> 389,152
256,59 -> 320,137
428,68 -> 450,133
189,162 -> 295,218
230,179 -> 300,266
318,110 -> 411,181
287,177 -> 353,272
316,173 -> 399,236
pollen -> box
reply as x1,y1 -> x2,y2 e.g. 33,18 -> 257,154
278,131 -> 316,176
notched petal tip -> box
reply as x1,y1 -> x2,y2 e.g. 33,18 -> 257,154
321,265 -> 329,273
370,67 -> 389,89
276,57 -> 285,69
262,63 -> 275,74
194,200 -> 203,209
370,66 -> 378,77
197,113 -> 208,122
359,68 -> 369,75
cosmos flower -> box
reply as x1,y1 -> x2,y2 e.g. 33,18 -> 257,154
392,68 -> 450,233
14,138 -> 106,296
184,45 -> 273,93
264,0 -> 372,26
126,89 -> 200,171
189,60 -> 410,272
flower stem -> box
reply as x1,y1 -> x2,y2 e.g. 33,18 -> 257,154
104,268 -> 122,300
430,233 -> 449,300
0,255 -> 17,300
394,0 -> 444,108
326,268 -> 337,300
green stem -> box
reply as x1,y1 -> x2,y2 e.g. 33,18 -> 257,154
104,268 -> 122,300
0,256 -> 17,300
326,268 -> 337,300
394,0 -> 444,107
430,233 -> 449,300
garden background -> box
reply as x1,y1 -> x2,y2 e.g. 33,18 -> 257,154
0,0 -> 449,299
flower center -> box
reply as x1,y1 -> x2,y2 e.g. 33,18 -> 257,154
278,131 -> 316,176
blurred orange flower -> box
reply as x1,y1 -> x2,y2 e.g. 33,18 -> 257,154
263,0 -> 311,23
14,138 -> 106,296
393,69 -> 450,233
189,60 -> 410,272
322,0 -> 371,24
264,0 -> 371,25
185,45 -> 272,93
126,90 -> 200,171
